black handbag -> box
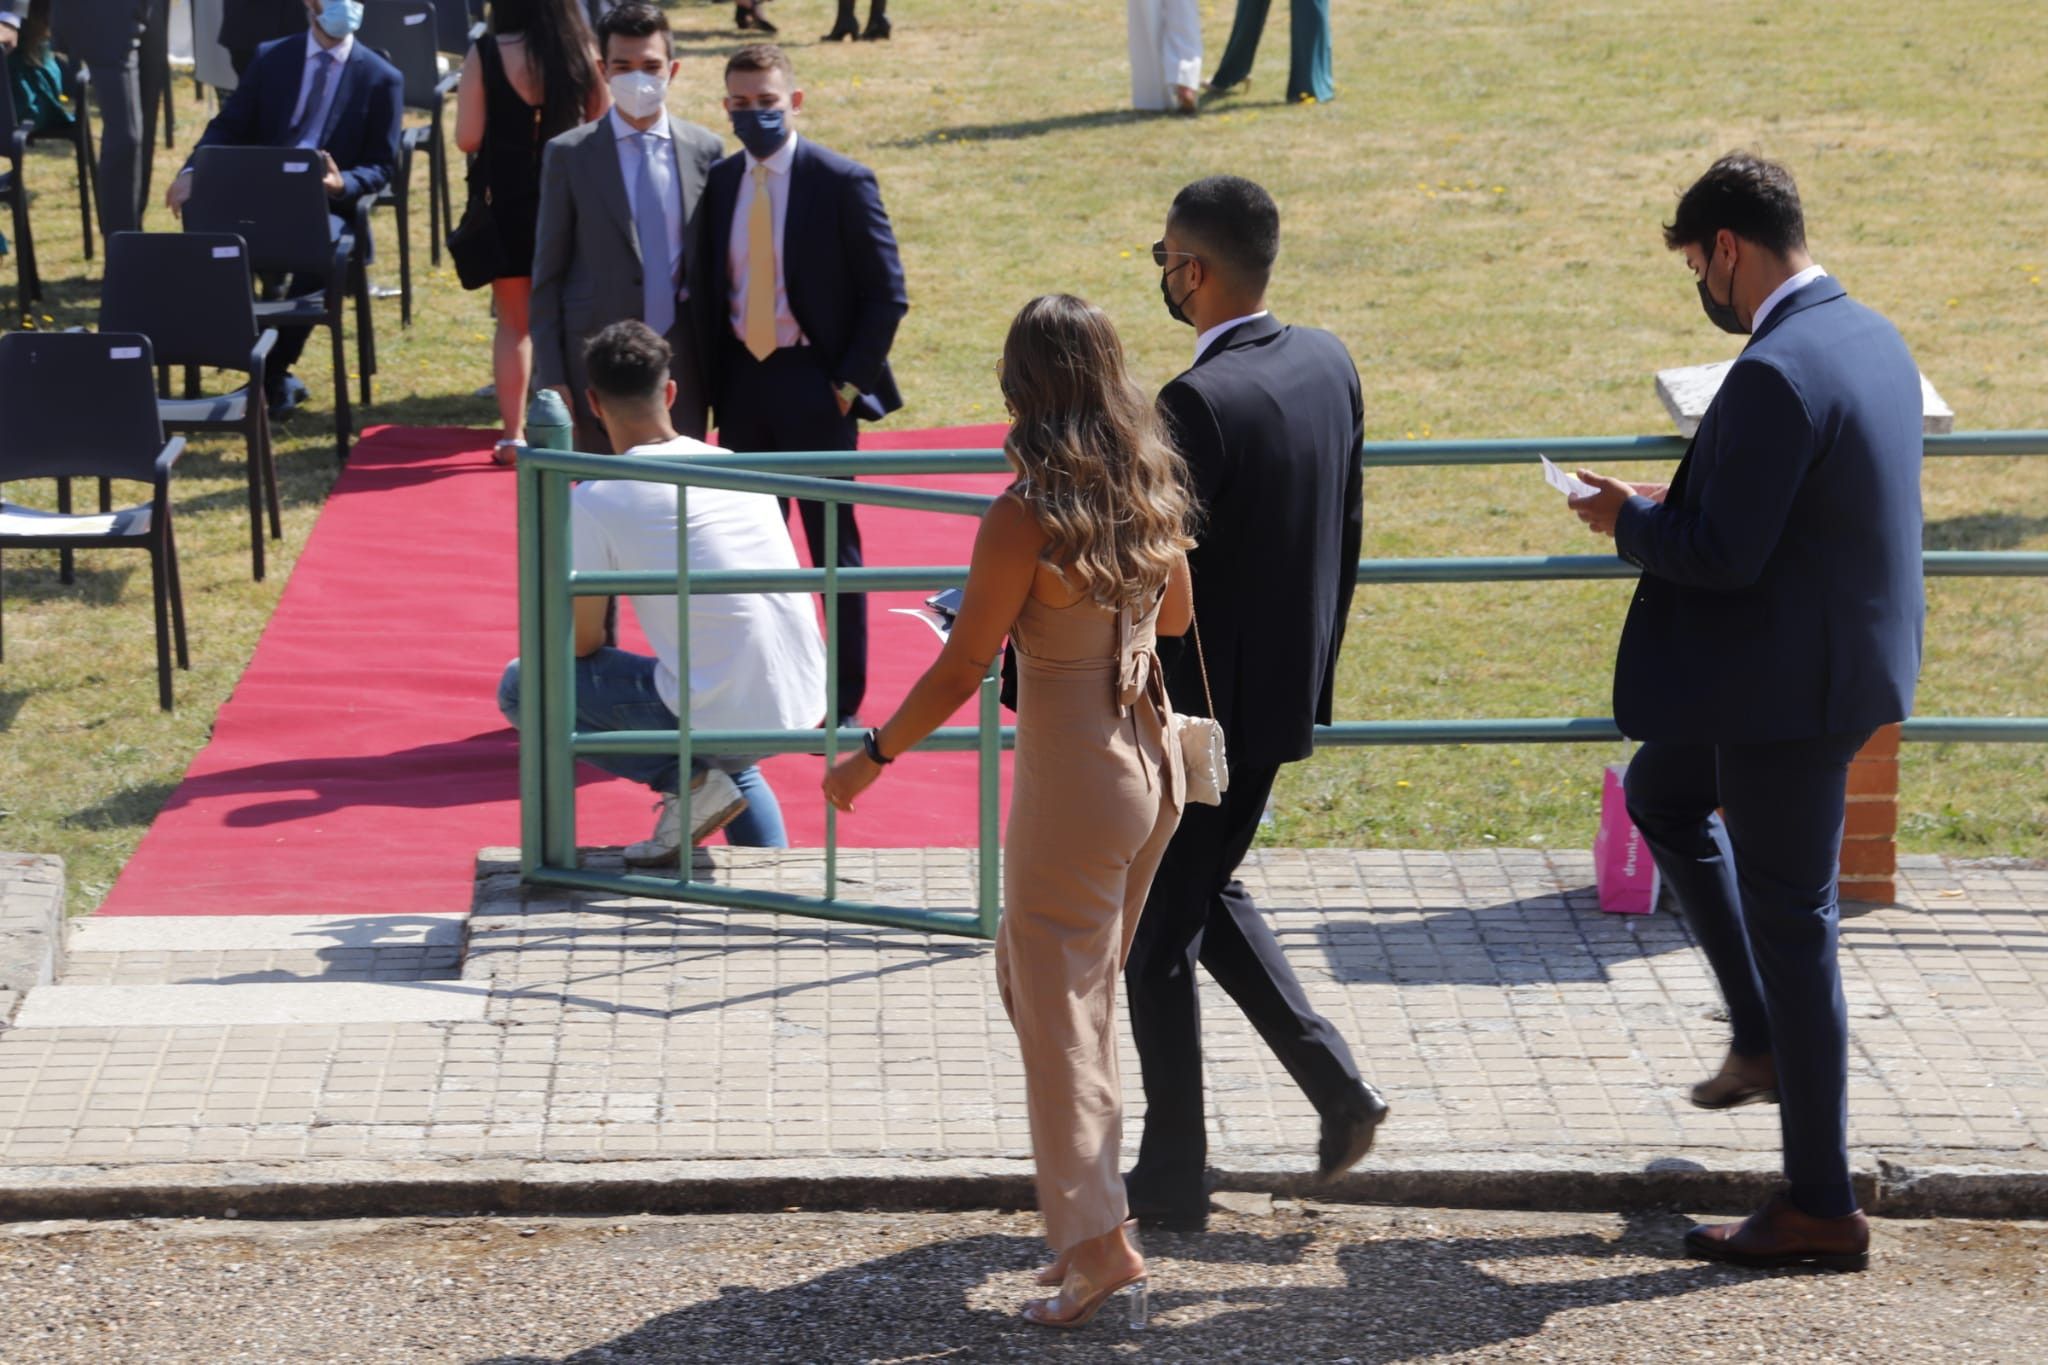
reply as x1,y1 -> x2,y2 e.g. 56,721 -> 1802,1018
447,162 -> 505,292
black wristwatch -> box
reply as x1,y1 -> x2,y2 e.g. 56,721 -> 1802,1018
862,728 -> 893,765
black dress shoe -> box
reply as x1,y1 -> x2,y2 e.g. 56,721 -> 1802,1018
1316,1082 -> 1390,1181
266,373 -> 310,422
861,15 -> 891,40
1123,1169 -> 1212,1232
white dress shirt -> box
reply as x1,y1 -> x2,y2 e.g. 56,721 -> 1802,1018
610,108 -> 686,302
288,32 -> 355,147
727,132 -> 807,350
569,436 -> 826,728
1751,263 -> 1828,334
1195,310 -> 1270,363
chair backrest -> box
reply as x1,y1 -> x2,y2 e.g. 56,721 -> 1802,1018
99,232 -> 262,373
183,146 -> 338,277
362,0 -> 445,110
437,0 -> 482,57
0,333 -> 166,483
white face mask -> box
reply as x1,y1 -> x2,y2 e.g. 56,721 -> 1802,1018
609,71 -> 669,122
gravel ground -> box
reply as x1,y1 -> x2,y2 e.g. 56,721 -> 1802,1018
0,1204 -> 2042,1363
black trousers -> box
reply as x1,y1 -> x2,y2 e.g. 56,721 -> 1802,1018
716,343 -> 865,720
1124,759 -> 1366,1194
1624,732 -> 1868,1219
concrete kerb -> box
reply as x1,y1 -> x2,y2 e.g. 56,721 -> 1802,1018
0,853 -> 65,1028
2,1154 -> 2045,1224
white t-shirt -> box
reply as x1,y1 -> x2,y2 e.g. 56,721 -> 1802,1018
569,436 -> 826,731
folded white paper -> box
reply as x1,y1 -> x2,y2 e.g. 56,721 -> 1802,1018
1541,454 -> 1597,499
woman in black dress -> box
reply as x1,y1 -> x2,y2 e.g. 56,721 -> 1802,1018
455,0 -> 608,463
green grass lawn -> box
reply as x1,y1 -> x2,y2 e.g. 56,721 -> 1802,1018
3,0 -> 2043,912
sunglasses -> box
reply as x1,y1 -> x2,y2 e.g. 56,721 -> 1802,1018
1151,240 -> 1200,268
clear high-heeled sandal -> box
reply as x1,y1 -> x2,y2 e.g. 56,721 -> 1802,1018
1023,1221 -> 1149,1330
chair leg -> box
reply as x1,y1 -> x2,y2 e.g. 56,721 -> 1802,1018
330,312 -> 353,464
56,478 -> 74,585
149,543 -> 174,711
245,422 -> 265,582
354,255 -> 375,406
73,132 -> 95,260
165,516 -> 189,669
396,180 -> 414,328
0,544 -> 6,663
427,121 -> 444,267
260,407 -> 283,541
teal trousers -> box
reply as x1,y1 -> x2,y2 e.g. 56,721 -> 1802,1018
1209,0 -> 1334,103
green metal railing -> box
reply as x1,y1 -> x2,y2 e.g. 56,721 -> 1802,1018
517,431 -> 2048,938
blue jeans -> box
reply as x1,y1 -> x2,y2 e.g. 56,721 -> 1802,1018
497,648 -> 787,848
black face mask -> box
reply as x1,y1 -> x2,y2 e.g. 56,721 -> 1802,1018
1160,262 -> 1196,327
1696,243 -> 1748,335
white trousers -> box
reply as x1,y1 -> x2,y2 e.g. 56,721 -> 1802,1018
1127,0 -> 1203,110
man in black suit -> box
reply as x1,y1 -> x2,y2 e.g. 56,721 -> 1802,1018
1569,154 -> 1924,1270
1123,175 -> 1387,1230
690,42 -> 907,725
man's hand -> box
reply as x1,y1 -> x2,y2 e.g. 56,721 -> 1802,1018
0,22 -> 20,54
166,170 -> 193,218
1567,470 -> 1641,539
320,151 -> 345,198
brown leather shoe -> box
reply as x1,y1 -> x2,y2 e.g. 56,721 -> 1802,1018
1688,1051 -> 1779,1110
1685,1193 -> 1869,1271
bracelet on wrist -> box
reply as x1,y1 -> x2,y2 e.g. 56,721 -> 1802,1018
862,728 -> 893,766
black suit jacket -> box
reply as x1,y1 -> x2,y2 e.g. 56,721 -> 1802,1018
691,135 -> 908,421
1612,277 -> 1924,743
1160,314 -> 1365,770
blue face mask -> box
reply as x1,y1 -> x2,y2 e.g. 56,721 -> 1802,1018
730,107 -> 790,161
315,0 -> 364,39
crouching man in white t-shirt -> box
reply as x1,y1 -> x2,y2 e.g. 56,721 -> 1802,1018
498,321 -> 827,864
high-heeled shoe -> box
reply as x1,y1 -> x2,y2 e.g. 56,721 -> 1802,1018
862,1 -> 891,40
1023,1222 -> 1148,1330
823,1 -> 860,40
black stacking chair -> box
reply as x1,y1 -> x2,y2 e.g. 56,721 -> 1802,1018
26,58 -> 98,262
0,79 -> 43,326
0,332 -> 190,711
183,145 -> 374,462
436,0 -> 486,57
100,232 -> 282,581
364,0 -> 461,325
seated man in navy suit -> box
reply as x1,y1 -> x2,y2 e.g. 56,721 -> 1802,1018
1569,154 -> 1924,1271
166,0 -> 402,418
689,42 -> 908,726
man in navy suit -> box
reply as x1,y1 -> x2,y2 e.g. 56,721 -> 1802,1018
1570,154 -> 1924,1270
1122,176 -> 1387,1233
690,42 -> 907,725
166,0 -> 401,417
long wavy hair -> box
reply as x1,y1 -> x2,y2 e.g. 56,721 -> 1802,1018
489,0 -> 601,136
999,295 -> 1196,608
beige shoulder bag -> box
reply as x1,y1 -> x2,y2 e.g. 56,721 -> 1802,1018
1173,614 -> 1229,805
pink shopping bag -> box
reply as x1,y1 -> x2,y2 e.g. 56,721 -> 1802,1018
1593,762 -> 1660,914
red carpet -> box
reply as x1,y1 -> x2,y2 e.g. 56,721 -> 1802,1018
98,422 -> 1013,917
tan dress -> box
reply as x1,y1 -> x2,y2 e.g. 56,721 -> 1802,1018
996,588 -> 1185,1252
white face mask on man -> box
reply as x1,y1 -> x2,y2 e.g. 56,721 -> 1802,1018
609,71 -> 669,122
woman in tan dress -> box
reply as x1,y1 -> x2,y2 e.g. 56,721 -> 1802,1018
825,294 -> 1194,1329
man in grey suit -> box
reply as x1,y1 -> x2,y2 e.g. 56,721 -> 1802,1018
532,3 -> 722,450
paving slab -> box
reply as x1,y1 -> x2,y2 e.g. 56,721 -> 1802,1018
0,848 -> 2043,1219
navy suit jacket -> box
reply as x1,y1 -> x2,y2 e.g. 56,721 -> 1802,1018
186,33 -> 402,219
691,136 -> 908,421
1612,277 -> 1925,744
1158,315 -> 1366,770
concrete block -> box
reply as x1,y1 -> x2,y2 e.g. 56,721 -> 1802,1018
0,853 -> 65,1026
1656,360 -> 1953,437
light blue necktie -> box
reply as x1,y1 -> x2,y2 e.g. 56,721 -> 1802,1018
287,51 -> 337,150
633,131 -> 677,337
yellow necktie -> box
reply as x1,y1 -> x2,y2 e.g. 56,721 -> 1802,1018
745,165 -> 778,361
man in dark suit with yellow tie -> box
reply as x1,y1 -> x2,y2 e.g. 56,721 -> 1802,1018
1569,154 -> 1925,1271
691,42 -> 907,726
